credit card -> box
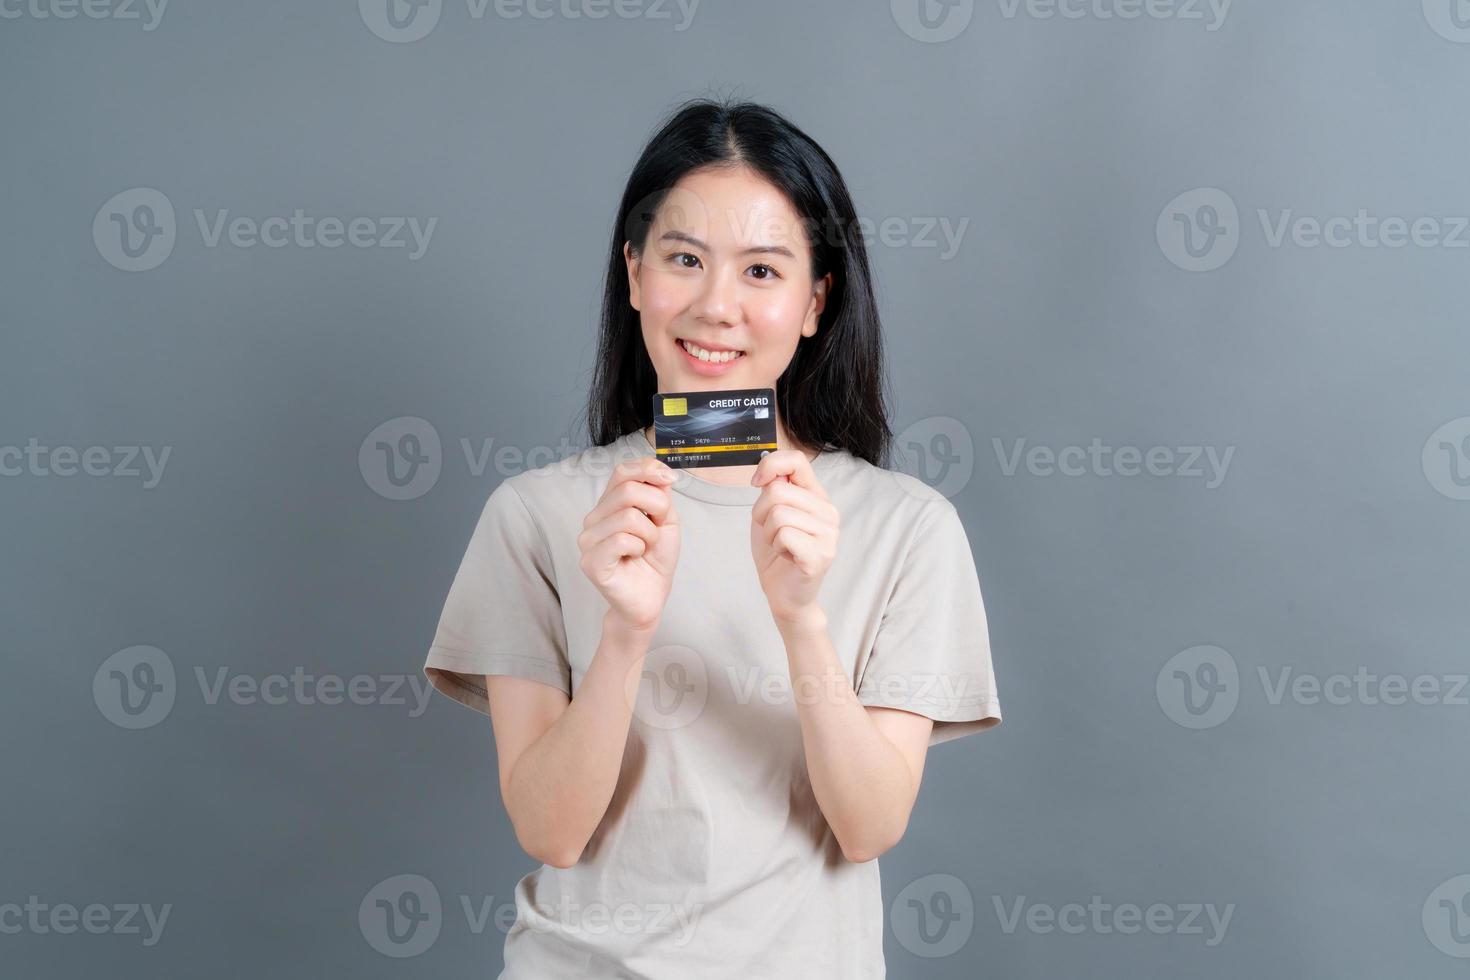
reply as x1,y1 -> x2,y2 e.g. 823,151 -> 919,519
651,387 -> 778,469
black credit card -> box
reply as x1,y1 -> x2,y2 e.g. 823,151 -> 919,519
651,387 -> 778,469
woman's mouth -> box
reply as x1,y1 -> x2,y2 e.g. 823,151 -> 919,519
676,338 -> 746,375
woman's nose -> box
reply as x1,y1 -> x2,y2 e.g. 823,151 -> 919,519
691,264 -> 739,325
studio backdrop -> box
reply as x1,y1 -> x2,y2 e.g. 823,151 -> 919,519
3,1 -> 1468,977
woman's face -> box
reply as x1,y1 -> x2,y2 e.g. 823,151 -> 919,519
625,166 -> 830,392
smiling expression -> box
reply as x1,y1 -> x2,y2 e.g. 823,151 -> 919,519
625,165 -> 831,392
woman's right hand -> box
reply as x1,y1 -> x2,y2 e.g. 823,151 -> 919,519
578,455 -> 681,633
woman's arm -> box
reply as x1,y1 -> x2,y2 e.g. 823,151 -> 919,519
747,451 -> 936,863
487,455 -> 679,868
776,607 -> 934,864
486,611 -> 654,868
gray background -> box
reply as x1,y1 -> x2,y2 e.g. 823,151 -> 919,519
3,0 -> 1468,976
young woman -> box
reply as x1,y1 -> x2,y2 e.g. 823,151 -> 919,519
423,98 -> 1002,979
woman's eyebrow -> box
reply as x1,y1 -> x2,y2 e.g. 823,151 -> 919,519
658,230 -> 796,259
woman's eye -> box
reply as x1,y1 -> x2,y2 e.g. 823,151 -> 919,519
666,253 -> 777,279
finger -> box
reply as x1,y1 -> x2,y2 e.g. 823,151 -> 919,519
751,479 -> 839,528
579,507 -> 658,555
771,524 -> 821,568
586,530 -> 647,573
752,449 -> 826,497
759,503 -> 825,551
606,456 -> 677,499
586,480 -> 673,528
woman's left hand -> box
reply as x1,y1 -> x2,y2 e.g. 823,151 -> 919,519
750,450 -> 840,625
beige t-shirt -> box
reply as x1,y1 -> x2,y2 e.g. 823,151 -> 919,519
423,429 -> 1001,979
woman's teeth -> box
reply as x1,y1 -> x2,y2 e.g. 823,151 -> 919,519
680,339 -> 744,364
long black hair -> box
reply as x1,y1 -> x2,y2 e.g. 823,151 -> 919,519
585,97 -> 893,468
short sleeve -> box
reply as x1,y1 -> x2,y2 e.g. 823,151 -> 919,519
856,497 -> 1002,746
422,479 -> 572,717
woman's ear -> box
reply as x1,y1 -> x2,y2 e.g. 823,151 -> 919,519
623,241 -> 642,312
802,272 -> 832,338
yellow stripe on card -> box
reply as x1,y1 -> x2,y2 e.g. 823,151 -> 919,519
655,442 -> 778,455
